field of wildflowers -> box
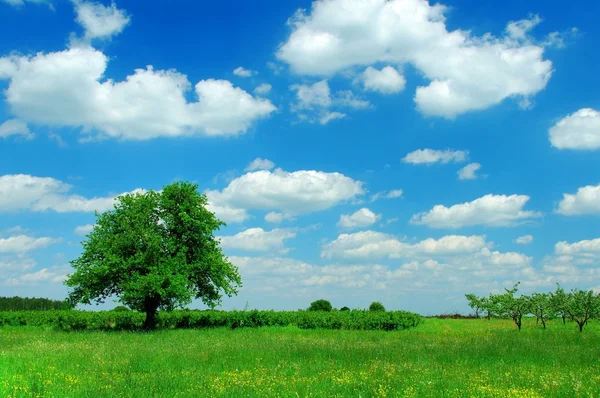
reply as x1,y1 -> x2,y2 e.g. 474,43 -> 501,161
1,318 -> 598,397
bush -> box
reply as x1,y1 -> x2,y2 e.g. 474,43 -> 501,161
340,306 -> 350,311
308,299 -> 333,312
112,306 -> 130,312
369,302 -> 386,312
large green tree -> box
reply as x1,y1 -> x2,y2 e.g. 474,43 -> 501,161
65,182 -> 241,330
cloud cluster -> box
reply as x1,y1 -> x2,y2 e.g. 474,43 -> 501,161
556,184 -> 600,215
549,108 -> 600,150
74,0 -> 130,41
218,228 -> 297,253
337,208 -> 381,229
277,0 -> 553,117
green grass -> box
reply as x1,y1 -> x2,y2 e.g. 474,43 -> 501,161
1,318 -> 599,397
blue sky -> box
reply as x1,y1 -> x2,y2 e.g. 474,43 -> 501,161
1,0 -> 599,314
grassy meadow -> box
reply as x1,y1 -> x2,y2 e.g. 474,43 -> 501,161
1,318 -> 599,397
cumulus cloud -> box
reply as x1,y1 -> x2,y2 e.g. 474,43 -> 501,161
291,80 -> 332,109
233,66 -> 255,77
337,208 -> 381,229
244,158 -> 275,172
254,83 -> 272,95
74,0 -> 130,41
0,47 -> 276,140
264,211 -> 295,224
555,238 -> 600,257
360,66 -> 406,94
457,163 -> 481,180
218,228 -> 297,253
0,235 -> 61,253
402,149 -> 468,165
74,224 -> 95,235
549,108 -> 600,150
515,235 -> 533,244
5,265 -> 70,286
277,0 -> 552,118
0,119 -> 34,140
0,174 -> 143,213
411,194 -> 542,228
206,168 -> 364,217
556,184 -> 600,216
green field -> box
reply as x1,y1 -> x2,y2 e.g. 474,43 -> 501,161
1,318 -> 599,397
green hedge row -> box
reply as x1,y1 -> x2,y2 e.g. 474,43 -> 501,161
0,309 -> 422,331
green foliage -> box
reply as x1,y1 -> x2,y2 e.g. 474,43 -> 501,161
529,292 -> 552,329
465,294 -> 482,318
65,181 -> 241,329
368,302 -> 386,312
0,296 -> 72,311
489,283 -> 531,331
112,306 -> 131,312
340,306 -> 350,311
308,299 -> 333,312
549,283 -> 569,325
567,288 -> 600,332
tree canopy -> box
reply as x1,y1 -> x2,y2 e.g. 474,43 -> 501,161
65,181 -> 241,329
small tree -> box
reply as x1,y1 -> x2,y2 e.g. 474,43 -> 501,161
529,292 -> 552,329
549,283 -> 569,325
465,294 -> 482,318
567,289 -> 599,332
369,302 -> 386,312
340,306 -> 350,311
494,282 -> 531,331
308,299 -> 333,312
65,182 -> 241,330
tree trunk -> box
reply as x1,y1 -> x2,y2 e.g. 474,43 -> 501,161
535,316 -> 539,326
578,322 -> 583,333
541,318 -> 546,329
562,314 -> 566,325
143,302 -> 159,331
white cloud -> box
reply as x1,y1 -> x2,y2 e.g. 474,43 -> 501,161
277,1 -> 552,118
457,163 -> 481,180
291,80 -> 332,109
370,189 -> 403,202
402,149 -> 468,165
0,235 -> 61,253
218,228 -> 297,252
254,83 -> 272,95
264,211 -> 295,224
0,119 -> 34,140
556,184 -> 600,216
205,202 -> 251,224
0,256 -> 36,272
335,90 -> 371,109
206,168 -> 364,217
321,230 -> 489,260
244,158 -> 275,172
0,47 -> 276,140
1,0 -> 49,7
360,66 -> 406,94
74,224 -> 95,235
549,108 -> 600,150
555,238 -> 600,257
0,174 -> 144,213
411,194 -> 541,228
338,208 -> 381,229
233,66 -> 255,77
5,265 -> 70,286
515,235 -> 533,244
320,111 -> 346,125
74,0 -> 130,40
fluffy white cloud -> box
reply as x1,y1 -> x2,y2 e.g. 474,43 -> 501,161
411,194 -> 541,228
291,80 -> 332,109
0,256 -> 35,272
555,238 -> 600,257
556,184 -> 600,215
264,211 -> 295,224
0,174 -> 143,213
244,158 -> 275,172
5,265 -> 70,286
233,67 -> 255,77
1,0 -> 49,7
457,163 -> 481,180
0,235 -> 61,253
321,230 -> 488,259
205,202 -> 251,224
0,47 -> 276,140
74,224 -> 95,236
218,228 -> 297,252
360,66 -> 406,94
254,83 -> 272,95
369,189 -> 403,202
206,168 -> 364,217
402,149 -> 468,165
515,235 -> 533,244
0,119 -> 33,140
74,0 -> 130,40
320,111 -> 346,125
549,108 -> 600,150
277,0 -> 552,118
338,208 -> 381,229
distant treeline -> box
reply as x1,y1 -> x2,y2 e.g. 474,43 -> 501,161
0,296 -> 72,311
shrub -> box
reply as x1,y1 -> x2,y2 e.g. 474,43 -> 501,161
112,306 -> 130,312
369,302 -> 386,312
340,306 -> 350,311
308,299 -> 333,312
